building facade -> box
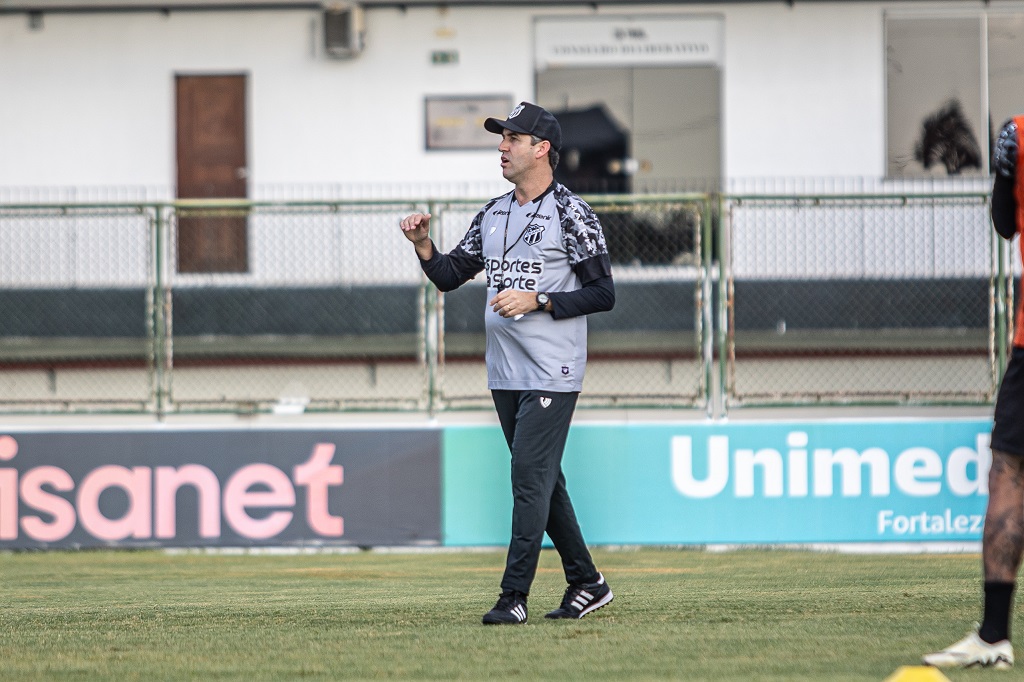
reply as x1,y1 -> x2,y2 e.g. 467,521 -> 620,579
2,0 -> 1022,201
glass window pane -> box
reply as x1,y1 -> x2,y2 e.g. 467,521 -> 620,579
988,14 -> 1024,161
886,16 -> 984,178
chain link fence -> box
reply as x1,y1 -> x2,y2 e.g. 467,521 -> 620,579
0,204 -> 157,412
585,195 -> 712,409
163,200 -> 429,413
721,192 -> 1003,407
0,192 -> 1008,415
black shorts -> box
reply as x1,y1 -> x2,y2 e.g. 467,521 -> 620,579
992,346 -> 1024,458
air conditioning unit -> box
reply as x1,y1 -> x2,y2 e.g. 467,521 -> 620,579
323,3 -> 364,59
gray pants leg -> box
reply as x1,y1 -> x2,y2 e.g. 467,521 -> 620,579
492,389 -> 597,595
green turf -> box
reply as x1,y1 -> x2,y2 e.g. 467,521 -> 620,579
0,547 -> 1012,680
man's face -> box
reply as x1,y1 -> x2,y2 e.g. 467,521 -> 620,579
498,129 -> 545,184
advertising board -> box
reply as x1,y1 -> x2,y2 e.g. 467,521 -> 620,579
0,428 -> 441,550
443,419 -> 991,546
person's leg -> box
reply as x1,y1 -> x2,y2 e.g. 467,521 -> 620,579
496,390 -> 579,595
983,451 -> 1024,583
544,463 -> 614,619
978,347 -> 1024,645
524,395 -> 613,620
481,391 -> 530,624
491,390 -> 519,451
546,468 -> 598,585
923,448 -> 1023,667
923,348 -> 1024,666
979,449 -> 1024,644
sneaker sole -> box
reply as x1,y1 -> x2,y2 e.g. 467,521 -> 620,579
544,589 -> 615,620
577,590 -> 613,618
923,655 -> 1014,669
482,618 -> 527,625
967,659 -> 1013,670
482,609 -> 528,625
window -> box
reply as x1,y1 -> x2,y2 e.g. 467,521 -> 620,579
988,14 -> 1024,140
886,13 -> 1024,178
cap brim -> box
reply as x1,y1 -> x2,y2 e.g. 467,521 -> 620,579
484,117 -> 532,137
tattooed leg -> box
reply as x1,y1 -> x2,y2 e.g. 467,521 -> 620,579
983,450 -> 1024,582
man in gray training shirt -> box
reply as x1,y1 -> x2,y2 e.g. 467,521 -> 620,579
400,101 -> 615,625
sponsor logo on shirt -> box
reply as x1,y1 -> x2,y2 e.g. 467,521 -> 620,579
485,257 -> 543,291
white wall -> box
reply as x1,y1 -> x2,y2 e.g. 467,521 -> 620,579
0,2 -> 977,196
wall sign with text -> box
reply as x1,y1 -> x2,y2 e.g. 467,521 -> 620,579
534,15 -> 724,71
425,95 -> 512,150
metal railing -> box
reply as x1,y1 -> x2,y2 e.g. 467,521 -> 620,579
0,191 -> 1007,415
719,191 -> 1004,408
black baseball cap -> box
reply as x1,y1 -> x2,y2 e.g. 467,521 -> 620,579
484,101 -> 562,151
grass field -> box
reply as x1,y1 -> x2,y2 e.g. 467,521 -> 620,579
0,546 -> 1012,680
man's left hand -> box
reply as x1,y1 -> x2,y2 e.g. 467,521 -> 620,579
489,290 -> 537,318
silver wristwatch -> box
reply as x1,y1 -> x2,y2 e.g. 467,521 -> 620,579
536,292 -> 550,311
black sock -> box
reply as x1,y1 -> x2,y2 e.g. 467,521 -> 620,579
979,581 -> 1015,644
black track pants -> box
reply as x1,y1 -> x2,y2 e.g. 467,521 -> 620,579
491,389 -> 597,595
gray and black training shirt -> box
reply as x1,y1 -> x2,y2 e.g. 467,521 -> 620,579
418,182 -> 614,393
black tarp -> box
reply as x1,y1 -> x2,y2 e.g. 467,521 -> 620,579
553,105 -> 630,193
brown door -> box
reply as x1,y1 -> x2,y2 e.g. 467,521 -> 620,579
175,74 -> 249,273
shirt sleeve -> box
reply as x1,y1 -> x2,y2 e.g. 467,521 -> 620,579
417,206 -> 488,292
992,119 -> 1019,241
992,174 -> 1017,241
550,272 -> 615,319
993,119 -> 1018,181
419,242 -> 484,292
548,186 -> 615,318
555,186 -> 611,268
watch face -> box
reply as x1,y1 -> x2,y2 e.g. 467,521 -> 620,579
538,293 -> 549,306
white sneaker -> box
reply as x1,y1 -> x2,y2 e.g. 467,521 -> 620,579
923,629 -> 1014,669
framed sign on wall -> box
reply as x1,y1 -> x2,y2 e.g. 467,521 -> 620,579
425,95 -> 513,150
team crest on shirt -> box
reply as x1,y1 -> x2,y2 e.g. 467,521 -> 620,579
523,223 -> 545,246
561,365 -> 569,376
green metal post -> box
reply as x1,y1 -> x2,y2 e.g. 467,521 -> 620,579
424,201 -> 439,415
151,204 -> 166,416
701,194 -> 715,417
716,193 -> 730,417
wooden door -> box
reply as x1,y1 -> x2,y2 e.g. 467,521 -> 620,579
175,74 -> 249,273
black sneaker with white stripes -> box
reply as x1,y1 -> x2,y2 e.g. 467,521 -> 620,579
482,590 -> 528,625
545,572 -> 613,619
